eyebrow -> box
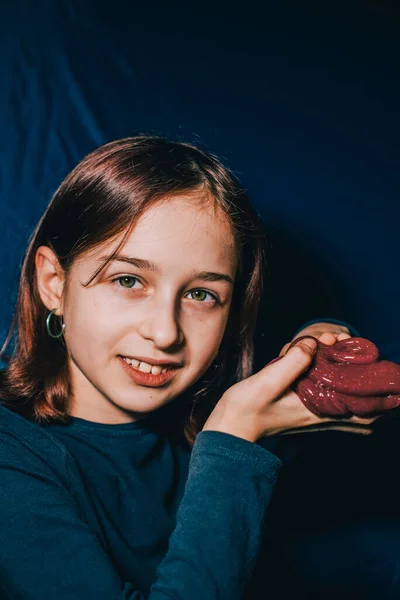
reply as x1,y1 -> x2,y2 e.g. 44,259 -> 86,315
99,255 -> 234,285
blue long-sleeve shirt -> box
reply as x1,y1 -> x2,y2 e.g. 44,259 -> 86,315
0,402 -> 281,599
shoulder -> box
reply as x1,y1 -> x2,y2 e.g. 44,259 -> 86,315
0,402 -> 72,488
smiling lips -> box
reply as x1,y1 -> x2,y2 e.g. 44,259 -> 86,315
122,357 -> 170,374
119,355 -> 181,387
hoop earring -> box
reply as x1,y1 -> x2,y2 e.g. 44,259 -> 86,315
46,309 -> 65,339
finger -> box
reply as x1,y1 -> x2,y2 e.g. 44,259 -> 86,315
337,332 -> 351,341
348,415 -> 377,425
280,422 -> 373,436
254,337 -> 318,400
333,427 -> 373,435
318,332 -> 337,345
326,421 -> 374,434
282,428 -> 372,436
279,343 -> 290,357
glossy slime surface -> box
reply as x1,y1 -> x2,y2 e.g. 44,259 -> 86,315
289,336 -> 400,418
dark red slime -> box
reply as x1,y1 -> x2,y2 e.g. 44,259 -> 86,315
287,336 -> 400,418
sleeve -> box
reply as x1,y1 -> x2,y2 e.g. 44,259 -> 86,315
293,317 -> 361,338
0,429 -> 281,600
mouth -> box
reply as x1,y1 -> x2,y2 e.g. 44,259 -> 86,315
120,356 -> 179,374
118,356 -> 182,387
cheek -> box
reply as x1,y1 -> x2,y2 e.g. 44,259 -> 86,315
63,291 -> 121,357
185,311 -> 229,367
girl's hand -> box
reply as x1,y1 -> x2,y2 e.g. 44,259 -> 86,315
279,321 -> 351,357
203,336 -> 373,442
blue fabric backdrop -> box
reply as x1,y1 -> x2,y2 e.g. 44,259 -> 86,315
0,0 -> 398,363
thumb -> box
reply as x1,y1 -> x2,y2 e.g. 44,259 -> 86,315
253,337 -> 318,400
279,342 -> 290,357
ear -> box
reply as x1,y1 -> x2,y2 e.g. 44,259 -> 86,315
35,246 -> 66,314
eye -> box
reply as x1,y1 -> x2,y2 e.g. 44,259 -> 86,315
115,276 -> 142,289
186,289 -> 217,303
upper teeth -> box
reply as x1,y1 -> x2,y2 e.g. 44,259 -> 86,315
123,357 -> 168,374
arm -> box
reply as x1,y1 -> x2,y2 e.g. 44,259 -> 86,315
0,428 -> 280,600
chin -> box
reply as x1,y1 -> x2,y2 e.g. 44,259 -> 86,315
114,392 -> 173,416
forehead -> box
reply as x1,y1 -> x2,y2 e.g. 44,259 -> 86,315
90,195 -> 238,273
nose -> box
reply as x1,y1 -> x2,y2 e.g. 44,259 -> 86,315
137,294 -> 184,349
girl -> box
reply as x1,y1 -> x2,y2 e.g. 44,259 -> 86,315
0,136 -> 365,599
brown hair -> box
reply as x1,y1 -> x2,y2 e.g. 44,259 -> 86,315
0,136 -> 266,444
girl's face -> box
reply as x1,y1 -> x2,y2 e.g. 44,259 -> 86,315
59,196 -> 237,423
